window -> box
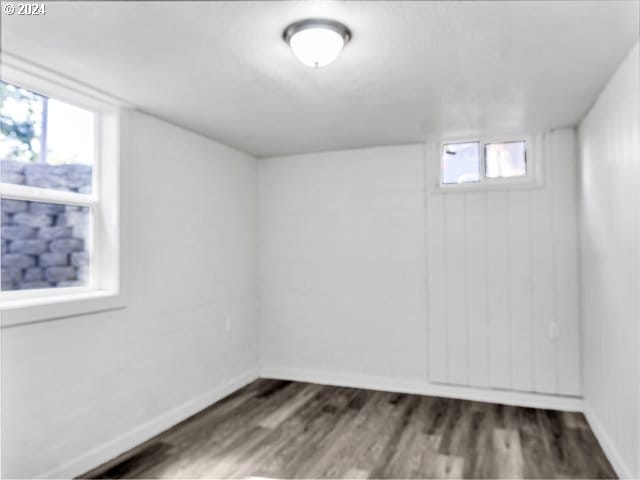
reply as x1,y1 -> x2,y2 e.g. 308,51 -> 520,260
485,141 -> 527,179
1,57 -> 123,325
438,136 -> 533,190
441,141 -> 480,184
1,81 -> 95,191
1,81 -> 95,291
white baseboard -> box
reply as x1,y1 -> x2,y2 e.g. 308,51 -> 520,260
44,368 -> 259,479
583,403 -> 634,479
260,366 -> 584,412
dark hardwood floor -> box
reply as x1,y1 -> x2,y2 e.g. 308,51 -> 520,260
80,379 -> 616,479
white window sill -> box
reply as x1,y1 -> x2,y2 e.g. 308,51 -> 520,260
431,178 -> 543,194
1,289 -> 126,327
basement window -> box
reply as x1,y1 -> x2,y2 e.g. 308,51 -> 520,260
438,136 -> 534,191
441,141 -> 480,184
1,81 -> 95,292
485,141 -> 527,179
0,61 -> 124,326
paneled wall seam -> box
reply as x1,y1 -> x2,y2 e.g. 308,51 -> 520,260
422,143 -> 432,383
483,192 -> 491,385
526,191 -> 532,390
549,132 -> 560,395
572,128 -> 585,396
463,194 -> 470,386
443,193 -> 450,381
506,192 -> 513,390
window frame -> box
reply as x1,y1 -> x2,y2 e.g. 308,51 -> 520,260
435,134 -> 538,192
0,55 -> 127,326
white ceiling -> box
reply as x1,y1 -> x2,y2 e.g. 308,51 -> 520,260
2,1 -> 638,157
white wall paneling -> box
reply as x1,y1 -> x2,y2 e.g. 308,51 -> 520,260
444,193 -> 468,385
550,131 -> 582,396
1,111 -> 260,479
425,184 -> 447,383
530,138 -> 558,394
486,190 -> 511,389
578,42 -> 639,479
464,192 -> 489,387
425,130 -> 582,395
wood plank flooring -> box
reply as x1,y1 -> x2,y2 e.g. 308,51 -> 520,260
80,379 -> 616,479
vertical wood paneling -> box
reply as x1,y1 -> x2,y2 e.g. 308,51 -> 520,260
426,144 -> 448,383
550,130 -> 582,396
426,190 -> 448,383
485,191 -> 511,389
426,131 -> 580,396
578,43 -> 639,478
507,191 -> 534,392
465,192 -> 489,387
530,142 -> 558,394
444,194 -> 468,385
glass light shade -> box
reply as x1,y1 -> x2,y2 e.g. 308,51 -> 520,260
288,26 -> 346,68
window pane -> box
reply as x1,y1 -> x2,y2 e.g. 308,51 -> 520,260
441,141 -> 480,184
485,141 -> 527,178
1,199 -> 90,291
0,80 -> 94,193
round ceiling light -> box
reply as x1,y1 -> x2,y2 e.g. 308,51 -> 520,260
283,19 -> 351,68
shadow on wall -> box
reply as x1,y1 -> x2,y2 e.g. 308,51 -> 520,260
1,159 -> 91,291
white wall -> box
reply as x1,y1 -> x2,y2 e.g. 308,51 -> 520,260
0,110 -> 260,478
578,43 -> 639,479
259,145 -> 428,382
426,130 -> 581,396
259,138 -> 582,401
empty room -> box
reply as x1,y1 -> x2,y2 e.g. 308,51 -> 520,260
0,1 -> 638,479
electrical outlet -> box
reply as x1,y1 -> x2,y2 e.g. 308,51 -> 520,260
225,317 -> 231,332
548,322 -> 559,340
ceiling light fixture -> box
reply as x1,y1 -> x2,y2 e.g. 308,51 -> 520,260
283,19 -> 351,69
